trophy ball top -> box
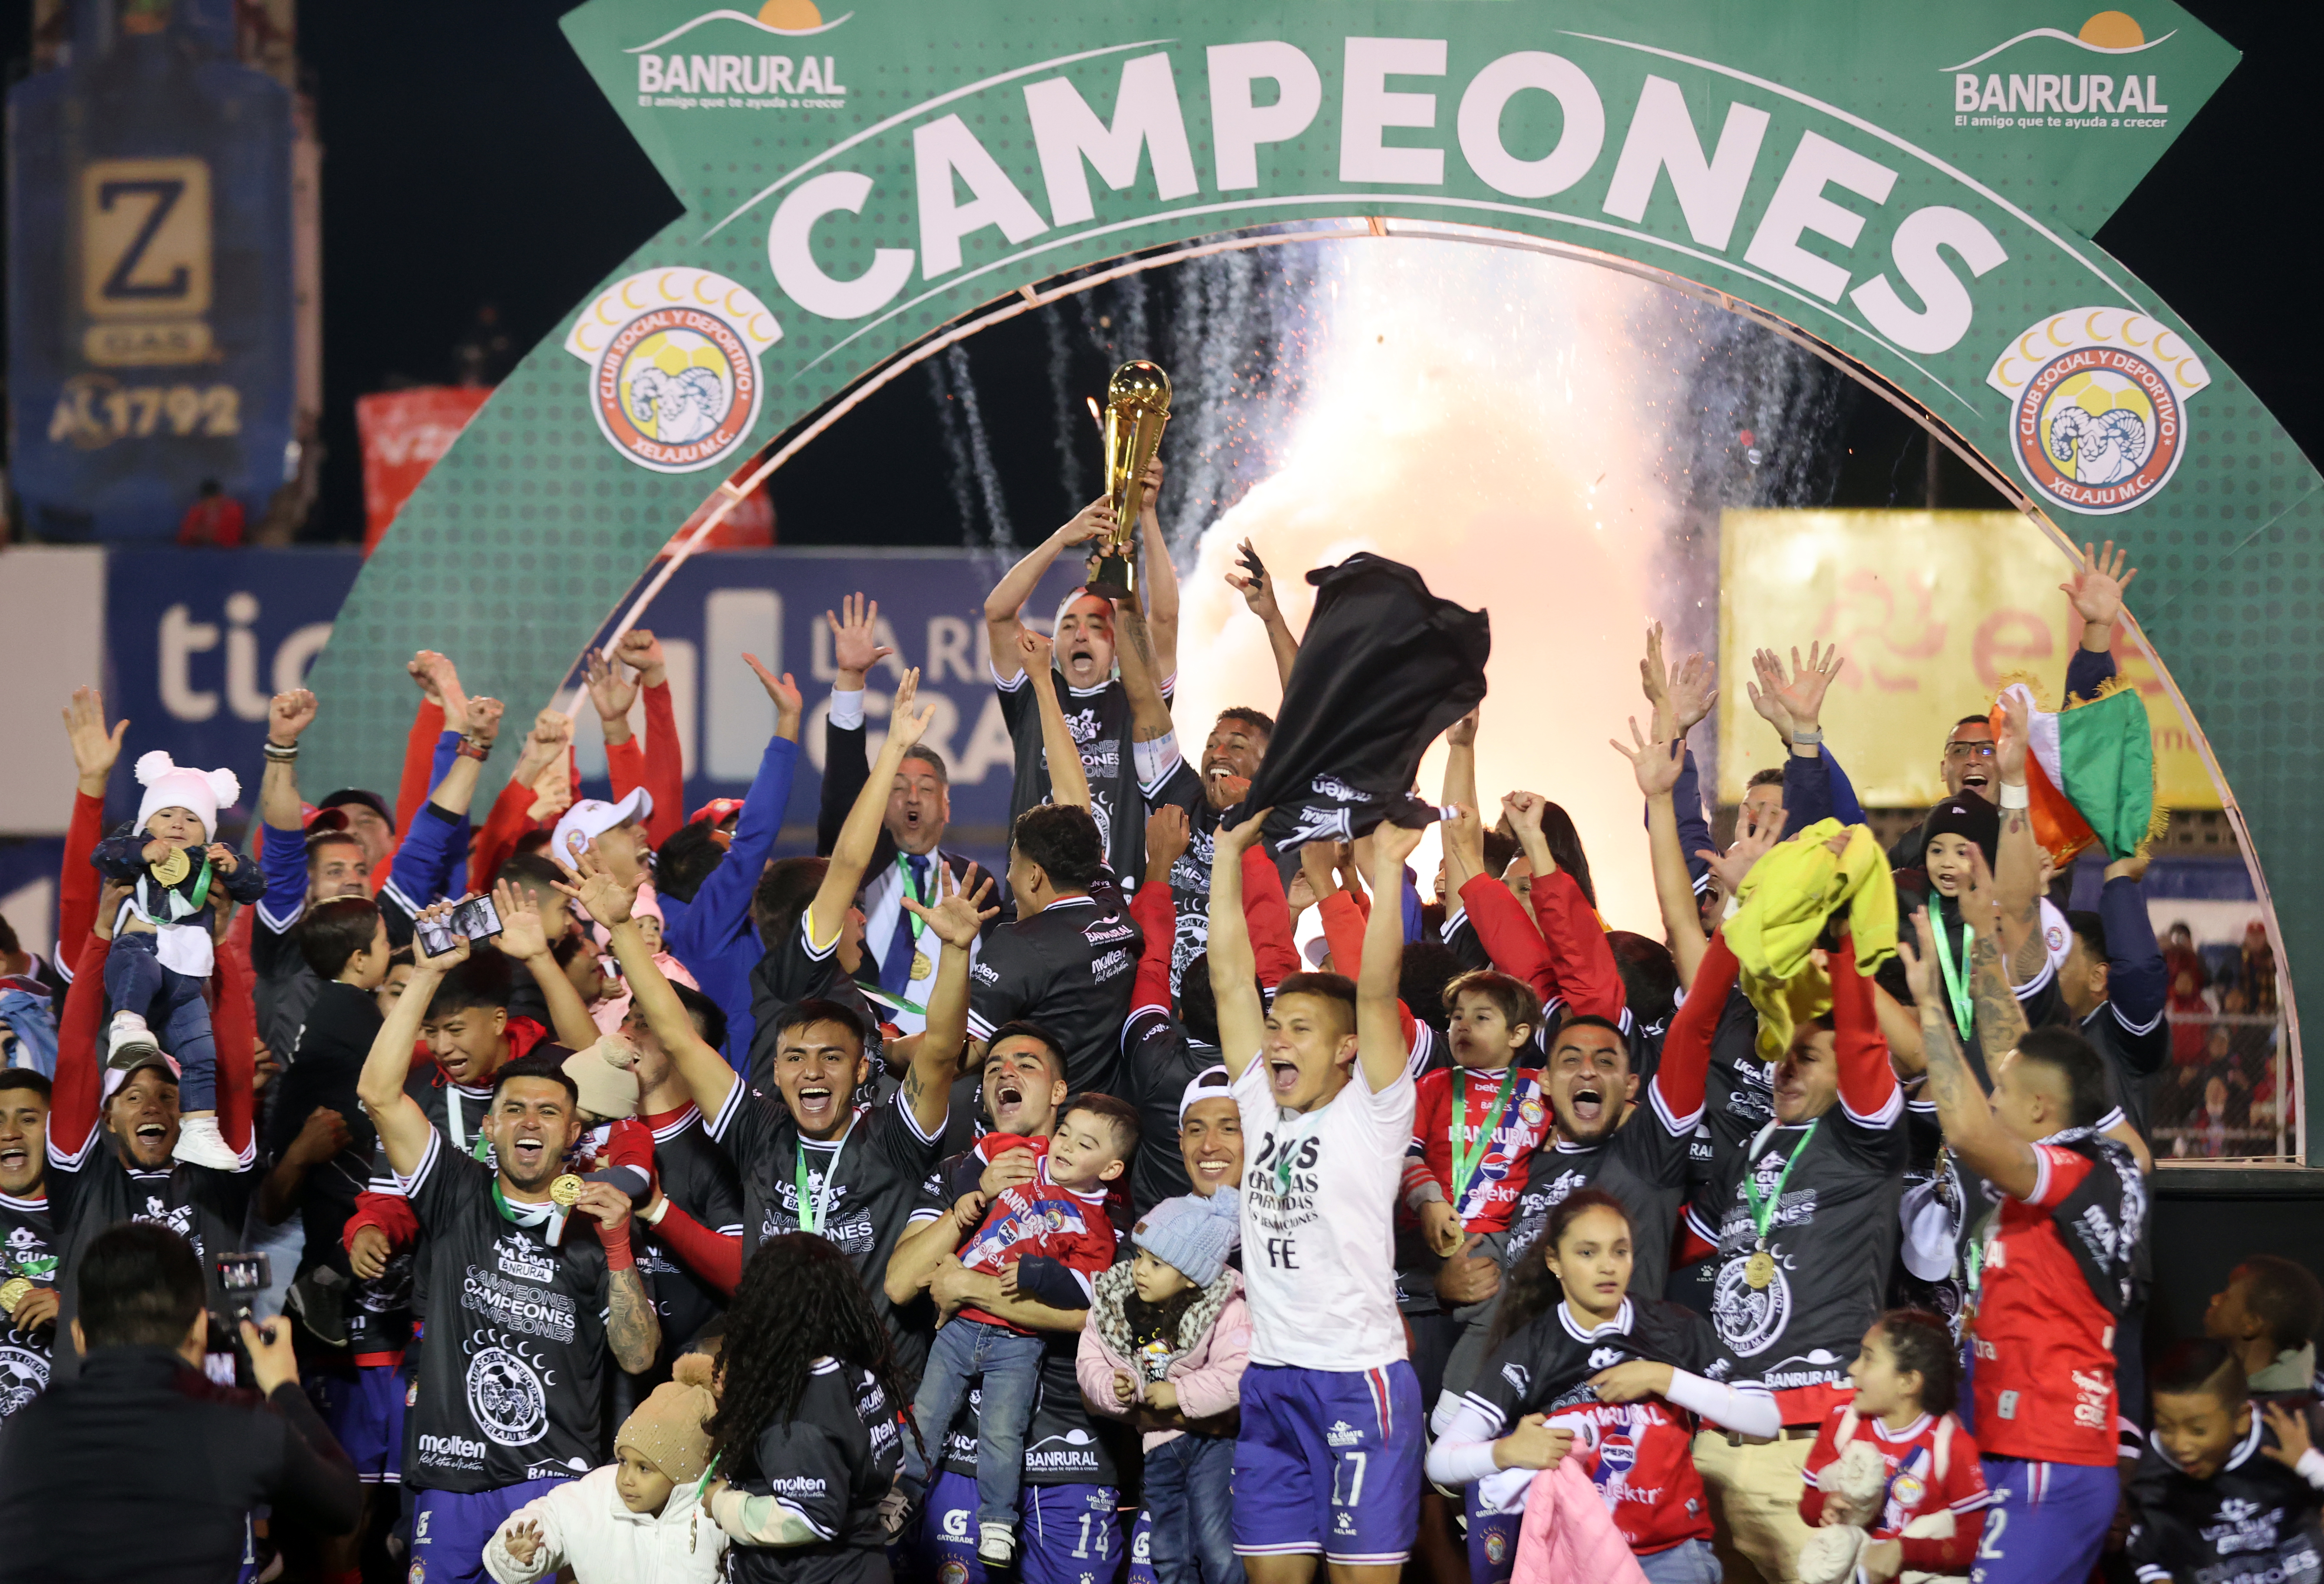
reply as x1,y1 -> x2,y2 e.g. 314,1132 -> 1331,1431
1107,359 -> 1171,410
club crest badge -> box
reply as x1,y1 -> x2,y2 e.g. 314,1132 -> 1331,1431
1986,308 -> 2210,515
565,268 -> 782,473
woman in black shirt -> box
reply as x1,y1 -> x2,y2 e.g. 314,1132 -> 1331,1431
705,1234 -> 919,1583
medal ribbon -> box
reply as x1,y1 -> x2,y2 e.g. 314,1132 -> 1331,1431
1448,1066 -> 1522,1212
1741,1119 -> 1820,1246
491,1176 -> 567,1244
1928,914 -> 1976,1041
793,1115 -> 860,1236
185,856 -> 212,912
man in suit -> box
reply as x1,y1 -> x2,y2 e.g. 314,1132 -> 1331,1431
815,594 -> 988,999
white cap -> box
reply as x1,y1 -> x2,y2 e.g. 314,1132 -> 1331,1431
1178,1064 -> 1233,1125
551,787 -> 653,868
134,752 -> 241,842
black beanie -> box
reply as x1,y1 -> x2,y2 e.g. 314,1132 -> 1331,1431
1922,792 -> 2000,868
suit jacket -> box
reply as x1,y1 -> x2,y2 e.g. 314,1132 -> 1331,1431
816,712 -> 993,983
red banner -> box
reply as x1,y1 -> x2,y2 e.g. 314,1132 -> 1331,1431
355,386 -> 492,554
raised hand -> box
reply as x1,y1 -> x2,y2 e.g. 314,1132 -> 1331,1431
1639,621 -> 1671,720
1445,707 -> 1478,750
886,667 -> 932,750
1216,805 -> 1272,856
614,628 -> 668,687
1770,642 -> 1844,733
1746,647 -> 1799,740
826,593 -> 895,683
1368,815 -> 1427,873
63,686 -> 129,789
2061,540 -> 2139,635
1016,626 -> 1055,679
902,862 -> 998,950
584,646 -> 638,723
513,708 -> 572,785
740,653 -> 803,731
1225,538 -> 1282,622
491,879 -> 552,963
1055,496 -> 1115,548
1699,805 -> 1787,896
267,688 -> 317,747
1959,846 -> 2006,937
552,841 -> 638,928
526,762 -> 573,825
1995,690 -> 2030,787
1146,804 -> 1192,873
465,696 -> 505,746
1668,649 -> 1718,733
410,901 -> 473,972
1610,717 -> 1686,798
1500,790 -> 1546,834
409,651 -> 468,723
1898,907 -> 1939,1003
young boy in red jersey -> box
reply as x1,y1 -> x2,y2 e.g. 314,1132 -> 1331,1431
1402,970 -> 1546,1394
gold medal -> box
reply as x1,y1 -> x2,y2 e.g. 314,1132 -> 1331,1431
909,950 -> 933,982
1743,1250 -> 1777,1290
549,1174 -> 584,1208
0,1277 -> 30,1317
150,847 -> 191,886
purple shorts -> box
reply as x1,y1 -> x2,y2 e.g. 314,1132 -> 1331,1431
1127,1508 -> 1157,1584
410,1477 -> 569,1584
310,1361 -> 408,1483
916,1470 -> 1126,1584
1233,1361 -> 1421,1566
1974,1456 -> 2118,1584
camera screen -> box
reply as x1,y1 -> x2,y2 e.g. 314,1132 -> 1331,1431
214,1252 -> 270,1296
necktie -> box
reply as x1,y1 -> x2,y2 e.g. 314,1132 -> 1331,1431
880,854 -> 932,994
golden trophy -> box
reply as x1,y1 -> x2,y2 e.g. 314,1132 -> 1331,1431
1090,360 -> 1171,600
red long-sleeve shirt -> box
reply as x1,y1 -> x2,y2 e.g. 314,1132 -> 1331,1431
606,682 -> 685,846
56,791 -> 105,977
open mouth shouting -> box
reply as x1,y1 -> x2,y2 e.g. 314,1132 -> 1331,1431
508,1134 -> 549,1175
792,1082 -> 839,1131
1566,1080 -> 1608,1130
990,1076 -> 1028,1127
1958,763 -> 1992,795
0,1142 -> 26,1174
1269,1056 -> 1302,1097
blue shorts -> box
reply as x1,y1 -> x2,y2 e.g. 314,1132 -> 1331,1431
310,1362 -> 409,1483
1467,1487 -> 1521,1584
1127,1508 -> 1156,1584
411,1477 -> 570,1584
1974,1457 -> 2117,1584
917,1470 -> 1125,1584
1233,1361 -> 1421,1566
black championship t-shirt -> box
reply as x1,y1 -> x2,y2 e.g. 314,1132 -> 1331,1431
747,915 -> 888,1093
44,1138 -> 255,1385
1686,990 -> 1772,1206
2126,1407 -> 2324,1584
1148,756 -> 1229,995
705,1080 -> 946,1378
0,1191 -> 57,1421
966,895 -> 1141,1097
641,1103 -> 743,1357
400,1132 -> 610,1494
728,1359 -> 904,1584
1504,1082 -> 1698,1301
997,668 -> 1168,888
1696,1096 -> 1906,1402
1120,1002 -> 1220,1215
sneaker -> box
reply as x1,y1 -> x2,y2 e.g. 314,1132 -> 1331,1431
287,1267 -> 349,1349
173,1113 -> 241,1171
977,1521 -> 1016,1567
108,1011 -> 158,1063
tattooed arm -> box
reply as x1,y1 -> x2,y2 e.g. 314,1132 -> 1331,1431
1901,907 -> 2040,1198
1992,693 -> 2049,984
576,1181 -> 663,1373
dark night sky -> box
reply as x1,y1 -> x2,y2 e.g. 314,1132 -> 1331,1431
5,0 -> 2320,544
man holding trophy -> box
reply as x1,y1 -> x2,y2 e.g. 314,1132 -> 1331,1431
982,360 -> 1180,887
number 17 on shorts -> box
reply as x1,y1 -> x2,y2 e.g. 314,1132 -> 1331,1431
1233,1362 -> 1422,1567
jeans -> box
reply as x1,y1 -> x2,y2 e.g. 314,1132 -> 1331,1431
1144,1433 -> 1242,1584
1637,1538 -> 1724,1584
903,1317 -> 1047,1529
105,931 -> 217,1111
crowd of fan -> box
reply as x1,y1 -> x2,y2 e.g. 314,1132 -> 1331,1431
0,481 -> 2316,1584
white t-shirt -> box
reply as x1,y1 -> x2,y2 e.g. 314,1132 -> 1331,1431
1233,1050 -> 1416,1371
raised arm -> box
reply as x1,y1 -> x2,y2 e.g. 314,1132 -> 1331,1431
1506,792 -> 1624,1021
2060,540 -> 2136,701
1900,906 -> 2036,1197
807,671 -> 932,949
983,498 -> 1110,680
260,688 -> 317,835
1136,453 -> 1179,680
1207,810 -> 1271,1076
356,906 -> 468,1177
1357,822 -> 1420,1093
60,687 -> 128,955
1440,711 -> 1480,894
814,594 -> 893,856
1016,634 -> 1091,811
1762,644 -> 1845,832
568,852 -> 738,1121
385,696 -> 503,915
1111,597 -> 1176,745
1612,719 -> 1708,987
689,657 -> 801,934
1225,538 -> 1298,688
898,865 -> 996,1138
1991,690 -> 2046,980
49,891 -> 124,1162
492,880 -> 602,1051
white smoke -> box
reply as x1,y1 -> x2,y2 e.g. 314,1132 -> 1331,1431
1172,236 -> 1700,934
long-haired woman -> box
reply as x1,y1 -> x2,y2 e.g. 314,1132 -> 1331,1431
702,1234 -> 920,1583
1426,1189 -> 1779,1584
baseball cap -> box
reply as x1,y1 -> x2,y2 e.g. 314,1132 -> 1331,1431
688,797 -> 743,829
1177,1064 -> 1233,1126
103,1046 -> 183,1102
317,789 -> 393,828
551,787 -> 653,868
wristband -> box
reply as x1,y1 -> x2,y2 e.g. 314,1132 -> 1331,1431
642,1195 -> 670,1227
263,741 -> 299,762
599,1221 -> 634,1270
1790,728 -> 1822,747
456,737 -> 491,762
1998,781 -> 2030,809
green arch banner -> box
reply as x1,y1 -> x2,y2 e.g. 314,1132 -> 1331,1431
302,0 -> 2316,1145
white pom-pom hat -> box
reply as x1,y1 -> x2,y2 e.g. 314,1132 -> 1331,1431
134,751 -> 242,842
